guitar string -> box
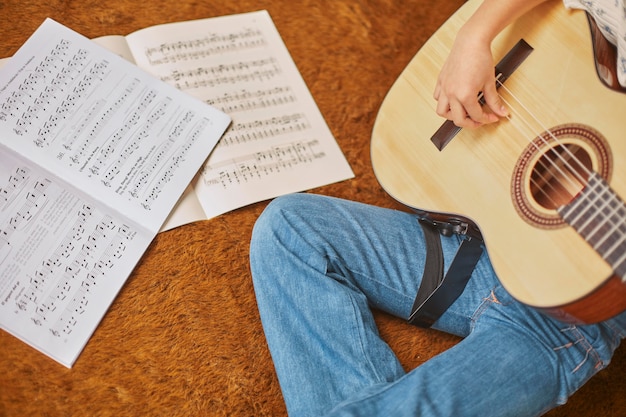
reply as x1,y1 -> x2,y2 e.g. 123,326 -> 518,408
495,82 -> 626,261
504,113 -> 565,208
471,75 -> 570,206
496,95 -> 570,208
495,80 -> 593,203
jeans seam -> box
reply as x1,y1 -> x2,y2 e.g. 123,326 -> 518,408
346,293 -> 387,383
327,251 -> 417,319
604,319 -> 626,346
555,326 -> 605,373
326,255 -> 403,384
468,285 -> 501,332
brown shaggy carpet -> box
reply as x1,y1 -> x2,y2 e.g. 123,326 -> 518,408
0,1 -> 624,416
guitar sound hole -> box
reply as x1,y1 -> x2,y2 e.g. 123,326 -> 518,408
511,123 -> 612,229
530,144 -> 592,210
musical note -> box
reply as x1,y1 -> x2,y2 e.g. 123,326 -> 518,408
160,57 -> 281,92
123,108 -> 197,205
95,90 -> 163,179
206,86 -> 297,115
144,28 -> 266,66
0,166 -> 30,208
140,116 -> 207,209
0,178 -> 50,250
218,113 -> 310,148
201,139 -> 324,188
19,207 -> 137,335
66,77 -> 144,166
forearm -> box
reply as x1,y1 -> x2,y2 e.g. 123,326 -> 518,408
435,0 -> 555,127
459,0 -> 553,45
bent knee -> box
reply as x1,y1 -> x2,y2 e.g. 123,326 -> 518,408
252,195 -> 305,240
250,194 -> 314,260
262,193 -> 325,217
252,193 -> 329,240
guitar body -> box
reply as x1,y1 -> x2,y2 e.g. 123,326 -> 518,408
371,0 -> 626,324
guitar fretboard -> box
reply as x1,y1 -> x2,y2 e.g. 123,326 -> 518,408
558,172 -> 626,280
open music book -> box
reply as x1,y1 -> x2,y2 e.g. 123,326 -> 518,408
0,18 -> 231,367
0,12 -> 352,367
92,10 -> 354,230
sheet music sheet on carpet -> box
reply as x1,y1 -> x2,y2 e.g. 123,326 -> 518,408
94,10 -> 354,230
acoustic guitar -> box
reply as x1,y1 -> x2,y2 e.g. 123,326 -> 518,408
371,0 -> 626,324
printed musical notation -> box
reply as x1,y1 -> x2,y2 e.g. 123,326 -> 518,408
0,167 -> 33,264
143,27 -> 266,66
206,86 -> 297,115
29,212 -> 135,338
0,159 -> 139,348
2,42 -> 102,142
120,10 -> 353,228
160,57 -> 281,91
202,139 -> 324,188
0,166 -> 30,209
0,168 -> 49,245
218,112 -> 310,148
0,18 -> 230,367
0,25 -> 229,223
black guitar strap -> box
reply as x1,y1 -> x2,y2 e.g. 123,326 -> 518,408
408,219 -> 484,328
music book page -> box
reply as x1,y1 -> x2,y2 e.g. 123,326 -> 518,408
0,19 -> 231,367
94,10 -> 354,230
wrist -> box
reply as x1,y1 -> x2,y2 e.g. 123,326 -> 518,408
456,22 -> 494,50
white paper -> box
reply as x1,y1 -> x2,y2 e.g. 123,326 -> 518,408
118,11 -> 354,230
0,19 -> 230,367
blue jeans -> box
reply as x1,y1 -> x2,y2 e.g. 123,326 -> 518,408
249,194 -> 626,417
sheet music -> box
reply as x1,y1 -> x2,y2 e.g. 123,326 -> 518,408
0,19 -> 230,367
119,11 -> 354,228
0,153 -> 150,367
1,20 -> 230,233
